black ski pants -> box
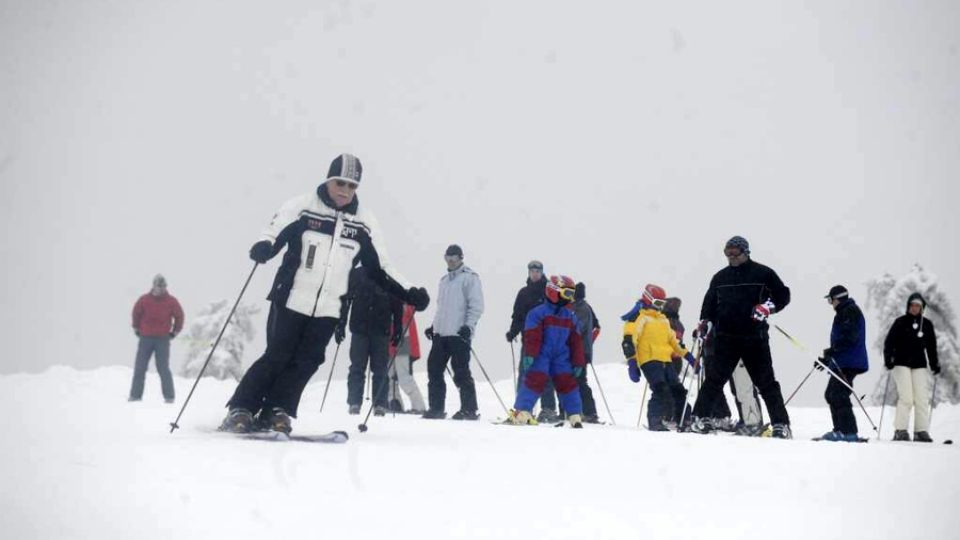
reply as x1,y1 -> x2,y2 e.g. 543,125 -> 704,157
826,368 -> 861,435
228,303 -> 336,417
426,336 -> 478,413
640,361 -> 688,426
692,333 -> 790,426
347,332 -> 390,408
558,367 -> 598,418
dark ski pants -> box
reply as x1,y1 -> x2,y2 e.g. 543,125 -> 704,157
228,303 -> 336,417
640,361 -> 687,426
426,336 -> 478,413
558,366 -> 597,418
692,334 -> 790,426
130,336 -> 175,400
347,333 -> 390,408
826,368 -> 861,435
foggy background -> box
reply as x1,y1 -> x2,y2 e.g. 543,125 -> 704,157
2,1 -> 958,406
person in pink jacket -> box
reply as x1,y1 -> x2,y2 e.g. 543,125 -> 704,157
130,274 -> 184,403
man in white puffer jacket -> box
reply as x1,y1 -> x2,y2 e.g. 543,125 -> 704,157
221,153 -> 430,434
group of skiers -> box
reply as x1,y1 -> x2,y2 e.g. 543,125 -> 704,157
126,153 -> 944,443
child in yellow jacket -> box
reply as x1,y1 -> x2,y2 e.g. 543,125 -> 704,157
621,284 -> 697,431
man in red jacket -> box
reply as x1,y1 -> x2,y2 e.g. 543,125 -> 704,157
130,274 -> 184,403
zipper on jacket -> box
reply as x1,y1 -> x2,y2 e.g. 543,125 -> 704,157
311,211 -> 345,317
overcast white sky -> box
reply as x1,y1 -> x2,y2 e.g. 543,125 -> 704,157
2,1 -> 958,405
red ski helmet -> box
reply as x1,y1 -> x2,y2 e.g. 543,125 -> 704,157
642,284 -> 668,310
546,275 -> 576,304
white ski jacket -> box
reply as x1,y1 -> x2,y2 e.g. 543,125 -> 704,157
260,188 -> 411,319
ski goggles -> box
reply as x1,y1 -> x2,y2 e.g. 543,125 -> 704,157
547,282 -> 576,301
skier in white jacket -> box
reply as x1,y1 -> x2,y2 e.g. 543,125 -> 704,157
220,153 -> 430,434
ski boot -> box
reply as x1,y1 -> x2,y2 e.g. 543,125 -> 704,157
373,405 -> 387,417
388,399 -> 405,413
503,409 -> 537,426
893,430 -> 910,441
734,422 -> 764,437
770,423 -> 792,439
421,409 -> 447,419
348,404 -> 361,415
256,407 -> 292,434
219,408 -> 255,433
582,414 -> 602,424
818,430 -> 846,441
914,431 -> 933,443
567,414 -> 584,429
536,409 -> 560,424
714,417 -> 737,432
687,416 -> 715,434
451,410 -> 480,421
648,419 -> 670,432
164,398 -> 175,404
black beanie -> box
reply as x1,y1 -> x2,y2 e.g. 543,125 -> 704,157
445,244 -> 463,257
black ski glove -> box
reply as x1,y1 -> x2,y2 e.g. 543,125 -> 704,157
814,358 -> 825,372
458,325 -> 472,341
621,335 -> 636,360
169,332 -> 177,339
424,326 -> 434,341
249,240 -> 274,264
334,324 -> 346,345
506,330 -> 518,342
932,365 -> 941,375
407,287 -> 430,311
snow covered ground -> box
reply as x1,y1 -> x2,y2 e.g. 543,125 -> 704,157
2,364 -> 958,539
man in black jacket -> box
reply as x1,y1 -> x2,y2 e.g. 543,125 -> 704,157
343,266 -> 404,416
689,236 -> 793,438
506,260 -> 559,423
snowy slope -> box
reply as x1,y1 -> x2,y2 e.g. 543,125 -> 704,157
2,365 -> 958,539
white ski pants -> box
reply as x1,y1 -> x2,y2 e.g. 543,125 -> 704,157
388,354 -> 426,411
892,366 -> 931,432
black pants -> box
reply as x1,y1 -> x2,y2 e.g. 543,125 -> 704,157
702,355 -> 733,419
426,336 -> 478,413
558,367 -> 598,418
227,303 -> 336,417
640,361 -> 688,426
826,368 -> 861,434
692,334 -> 790,425
347,333 -> 390,408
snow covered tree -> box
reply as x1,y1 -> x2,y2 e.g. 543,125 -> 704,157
865,264 -> 960,405
179,300 -> 260,381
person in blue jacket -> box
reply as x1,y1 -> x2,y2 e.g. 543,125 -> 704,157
505,275 -> 587,428
817,285 -> 869,441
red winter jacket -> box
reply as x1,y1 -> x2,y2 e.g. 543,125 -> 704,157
132,292 -> 184,337
389,305 -> 421,361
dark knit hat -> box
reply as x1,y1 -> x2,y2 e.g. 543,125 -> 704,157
574,282 -> 586,301
824,285 -> 849,300
527,260 -> 544,271
153,274 -> 167,288
445,244 -> 463,257
725,236 -> 750,254
327,153 -> 362,185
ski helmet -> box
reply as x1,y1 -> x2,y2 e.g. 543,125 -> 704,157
545,275 -> 576,304
642,284 -> 667,310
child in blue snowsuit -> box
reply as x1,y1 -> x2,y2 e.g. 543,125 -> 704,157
507,275 -> 586,428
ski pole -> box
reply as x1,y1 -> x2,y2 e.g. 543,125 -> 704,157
677,336 -> 704,429
877,371 -> 891,440
773,324 -> 808,352
169,262 -> 258,433
318,342 -> 342,413
637,381 -> 649,428
509,341 -> 518,396
358,320 -> 413,433
589,363 -> 617,426
784,364 -> 817,406
465,341 -> 510,416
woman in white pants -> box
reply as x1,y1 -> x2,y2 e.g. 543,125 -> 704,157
388,305 -> 427,413
883,293 -> 941,442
